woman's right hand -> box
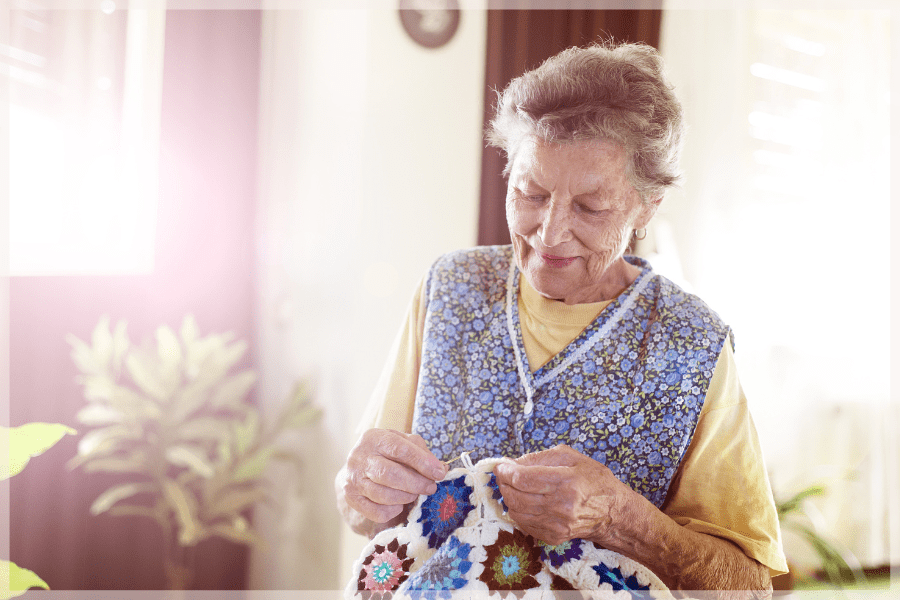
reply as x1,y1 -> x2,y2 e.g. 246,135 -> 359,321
335,428 -> 448,537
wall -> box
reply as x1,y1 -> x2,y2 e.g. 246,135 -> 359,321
250,6 -> 487,589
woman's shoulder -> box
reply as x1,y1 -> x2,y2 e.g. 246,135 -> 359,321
423,245 -> 514,301
625,255 -> 731,348
426,245 -> 515,280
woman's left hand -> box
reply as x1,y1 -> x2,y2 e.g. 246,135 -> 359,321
493,444 -> 633,546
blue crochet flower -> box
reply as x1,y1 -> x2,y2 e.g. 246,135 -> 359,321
486,472 -> 508,511
417,475 -> 474,549
592,563 -> 652,596
538,539 -> 584,568
405,536 -> 473,599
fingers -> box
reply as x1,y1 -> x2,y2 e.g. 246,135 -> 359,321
494,461 -> 571,494
345,490 -> 407,524
497,482 -> 554,516
380,432 -> 448,481
341,429 -> 448,524
491,446 -> 623,545
515,444 -> 580,467
357,452 -> 439,498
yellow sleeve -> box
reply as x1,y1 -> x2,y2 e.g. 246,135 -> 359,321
357,278 -> 427,434
662,342 -> 789,577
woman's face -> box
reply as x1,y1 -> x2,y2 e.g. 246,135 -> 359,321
506,137 -> 658,305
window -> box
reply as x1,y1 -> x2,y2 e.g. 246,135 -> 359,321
6,2 -> 165,275
661,8 -> 893,570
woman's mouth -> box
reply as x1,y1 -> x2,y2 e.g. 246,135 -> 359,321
539,253 -> 577,268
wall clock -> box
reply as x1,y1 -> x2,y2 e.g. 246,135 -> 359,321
399,0 -> 461,49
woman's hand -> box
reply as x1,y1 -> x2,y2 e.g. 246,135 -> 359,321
492,444 -> 629,545
494,444 -> 772,595
336,428 -> 448,537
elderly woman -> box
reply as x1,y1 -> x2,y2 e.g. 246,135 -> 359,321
336,42 -> 787,593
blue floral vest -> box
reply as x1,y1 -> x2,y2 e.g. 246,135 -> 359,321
411,246 -> 731,507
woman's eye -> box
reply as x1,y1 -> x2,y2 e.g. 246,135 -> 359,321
579,204 -> 605,216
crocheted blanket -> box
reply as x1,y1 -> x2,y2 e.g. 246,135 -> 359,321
346,456 -> 674,599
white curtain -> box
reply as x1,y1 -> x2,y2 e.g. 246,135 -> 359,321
6,5 -> 164,276
659,7 -> 895,571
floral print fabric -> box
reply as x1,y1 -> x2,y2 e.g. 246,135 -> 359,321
347,457 -> 673,599
411,246 -> 731,508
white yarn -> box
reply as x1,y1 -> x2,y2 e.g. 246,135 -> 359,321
346,457 -> 674,599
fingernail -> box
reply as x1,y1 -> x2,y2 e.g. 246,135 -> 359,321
432,465 -> 447,480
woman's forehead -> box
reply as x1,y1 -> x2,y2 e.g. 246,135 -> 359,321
511,137 -> 629,186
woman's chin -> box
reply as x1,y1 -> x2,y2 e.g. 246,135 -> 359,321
524,269 -> 576,302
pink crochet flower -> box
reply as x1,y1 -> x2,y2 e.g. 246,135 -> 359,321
357,539 -> 414,598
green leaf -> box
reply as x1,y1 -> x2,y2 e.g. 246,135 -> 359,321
80,375 -> 119,403
176,417 -> 232,443
206,486 -> 267,519
210,371 -> 257,411
68,334 -> 103,376
285,404 -> 322,429
112,386 -> 162,421
208,517 -> 261,546
276,381 -> 320,430
192,336 -> 246,390
181,315 -> 200,347
156,325 -> 183,367
166,445 -> 215,478
75,424 -> 132,458
162,479 -> 201,546
2,560 -> 50,597
793,523 -> 866,586
156,325 -> 183,395
75,403 -> 124,426
1,423 -> 76,480
216,438 -> 232,467
233,410 -> 260,456
107,504 -> 160,521
92,316 -> 114,371
216,339 -> 247,374
126,353 -> 167,401
111,320 -> 130,376
90,482 -> 155,516
80,451 -> 147,474
777,484 -> 827,517
231,447 -> 276,483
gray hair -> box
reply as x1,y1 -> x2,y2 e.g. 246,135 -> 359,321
486,41 -> 685,203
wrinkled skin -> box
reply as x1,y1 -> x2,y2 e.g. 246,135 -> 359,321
335,428 -> 447,538
493,444 -> 627,546
505,137 -> 658,305
494,445 -> 773,597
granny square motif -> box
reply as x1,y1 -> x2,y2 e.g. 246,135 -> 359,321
347,456 -> 674,599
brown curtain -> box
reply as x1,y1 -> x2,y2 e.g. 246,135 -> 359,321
477,6 -> 663,246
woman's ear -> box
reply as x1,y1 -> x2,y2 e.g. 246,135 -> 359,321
636,196 -> 663,229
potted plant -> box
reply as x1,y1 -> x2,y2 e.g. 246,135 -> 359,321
2,422 -> 76,598
67,316 -> 320,589
773,482 -> 867,591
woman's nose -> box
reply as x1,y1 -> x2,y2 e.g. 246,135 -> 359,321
538,200 -> 573,247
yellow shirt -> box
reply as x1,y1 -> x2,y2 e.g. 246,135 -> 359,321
363,274 -> 788,577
